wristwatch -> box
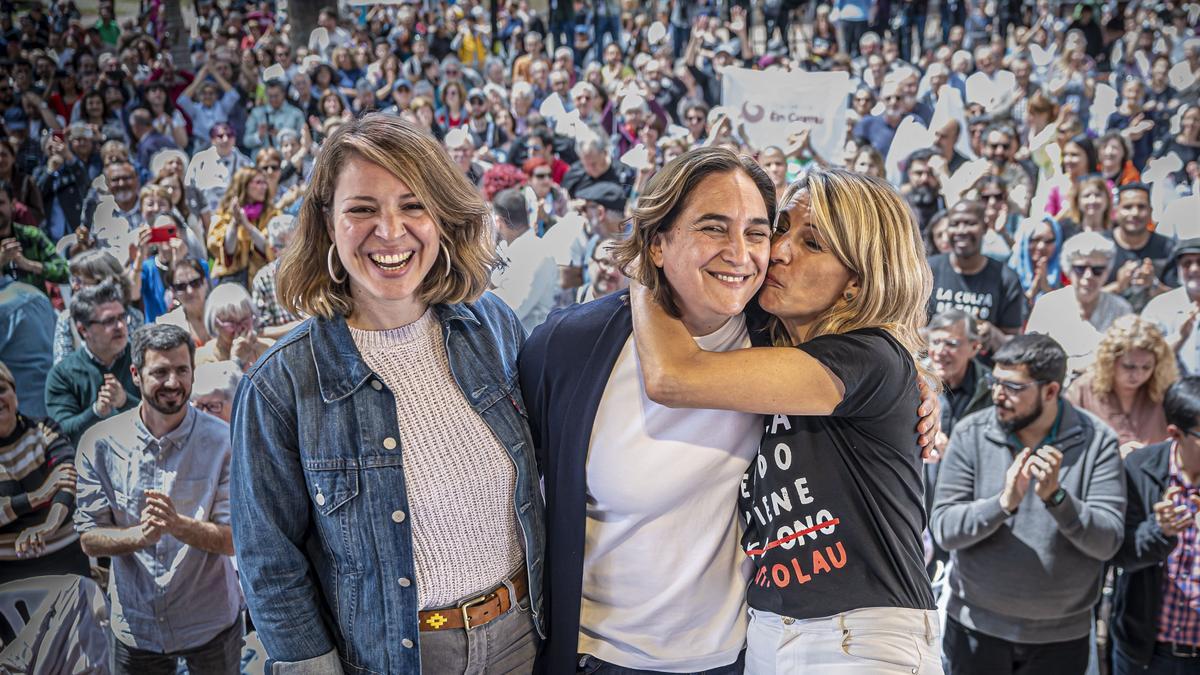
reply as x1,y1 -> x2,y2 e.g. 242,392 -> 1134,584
1044,487 -> 1067,508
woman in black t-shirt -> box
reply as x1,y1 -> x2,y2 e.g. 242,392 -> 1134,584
631,168 -> 942,673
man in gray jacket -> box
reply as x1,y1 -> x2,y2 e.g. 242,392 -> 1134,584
931,334 -> 1126,675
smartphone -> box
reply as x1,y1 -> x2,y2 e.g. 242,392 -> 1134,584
149,223 -> 178,243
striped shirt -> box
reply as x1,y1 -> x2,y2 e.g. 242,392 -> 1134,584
1157,446 -> 1200,646
1,416 -> 74,533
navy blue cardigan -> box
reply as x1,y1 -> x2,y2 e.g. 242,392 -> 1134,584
519,291 -> 769,673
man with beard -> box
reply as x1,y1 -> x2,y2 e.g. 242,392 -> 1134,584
927,199 -> 1026,356
980,123 -> 1033,216
931,334 -> 1125,675
902,149 -> 945,232
45,280 -> 140,445
74,324 -> 241,674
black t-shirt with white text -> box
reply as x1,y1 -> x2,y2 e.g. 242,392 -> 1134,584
740,328 -> 936,618
927,254 -> 1026,329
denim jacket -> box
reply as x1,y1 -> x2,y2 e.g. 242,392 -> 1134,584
230,293 -> 545,674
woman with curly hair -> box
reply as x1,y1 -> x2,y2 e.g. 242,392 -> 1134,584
1067,315 -> 1177,452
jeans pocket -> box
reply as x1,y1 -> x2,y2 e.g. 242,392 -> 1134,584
840,628 -> 923,672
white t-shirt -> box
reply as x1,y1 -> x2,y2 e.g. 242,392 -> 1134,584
1026,286 -> 1132,374
578,314 -> 760,672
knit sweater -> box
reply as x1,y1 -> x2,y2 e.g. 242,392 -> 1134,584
350,309 -> 523,609
44,345 -> 141,446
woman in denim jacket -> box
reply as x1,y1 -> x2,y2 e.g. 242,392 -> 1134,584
230,114 -> 545,674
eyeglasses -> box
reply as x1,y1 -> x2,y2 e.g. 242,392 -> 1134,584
260,164 -> 281,173
192,399 -> 225,414
986,142 -> 1010,150
1071,264 -> 1108,277
984,373 -> 1045,394
929,337 -> 964,350
172,277 -> 206,293
88,314 -> 128,329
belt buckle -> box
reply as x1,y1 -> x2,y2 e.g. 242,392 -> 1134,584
459,591 -> 495,631
1171,642 -> 1200,658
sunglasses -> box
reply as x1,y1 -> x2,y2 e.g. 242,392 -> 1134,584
532,171 -> 552,179
1071,264 -> 1108,277
212,131 -> 232,139
981,193 -> 1005,202
260,164 -> 281,173
172,277 -> 206,293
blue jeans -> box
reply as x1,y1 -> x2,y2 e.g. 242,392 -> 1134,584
1113,644 -> 1200,675
577,651 -> 745,674
419,599 -> 538,675
111,615 -> 243,675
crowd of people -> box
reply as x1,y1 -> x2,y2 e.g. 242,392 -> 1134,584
1,0 -> 1200,673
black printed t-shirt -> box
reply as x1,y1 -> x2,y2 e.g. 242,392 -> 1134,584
739,328 -> 936,618
926,254 -> 1026,330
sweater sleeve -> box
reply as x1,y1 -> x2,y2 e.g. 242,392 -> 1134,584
44,364 -> 101,445
930,422 -> 1015,550
1046,432 -> 1127,561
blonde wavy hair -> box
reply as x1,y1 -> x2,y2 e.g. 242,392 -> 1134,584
277,113 -> 497,320
772,168 -> 933,367
1090,315 -> 1177,402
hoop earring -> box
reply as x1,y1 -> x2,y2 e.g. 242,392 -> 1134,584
327,243 -> 347,284
440,242 -> 452,279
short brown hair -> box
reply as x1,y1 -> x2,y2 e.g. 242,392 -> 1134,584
277,113 -> 497,319
613,146 -> 776,317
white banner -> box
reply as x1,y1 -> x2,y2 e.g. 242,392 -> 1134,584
720,68 -> 852,161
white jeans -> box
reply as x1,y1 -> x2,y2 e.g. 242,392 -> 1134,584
745,606 -> 944,675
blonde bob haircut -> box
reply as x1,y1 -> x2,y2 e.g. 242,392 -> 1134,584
613,146 -> 776,318
772,168 -> 933,363
278,113 -> 497,319
1091,315 -> 1177,403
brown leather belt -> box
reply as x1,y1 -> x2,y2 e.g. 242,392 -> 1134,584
417,572 -> 528,632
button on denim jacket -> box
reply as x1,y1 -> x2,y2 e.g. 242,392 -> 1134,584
230,293 -> 545,674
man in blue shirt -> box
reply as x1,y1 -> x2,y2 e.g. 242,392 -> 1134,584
243,80 -> 305,153
74,324 -> 241,675
0,277 -> 54,417
853,78 -> 909,156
